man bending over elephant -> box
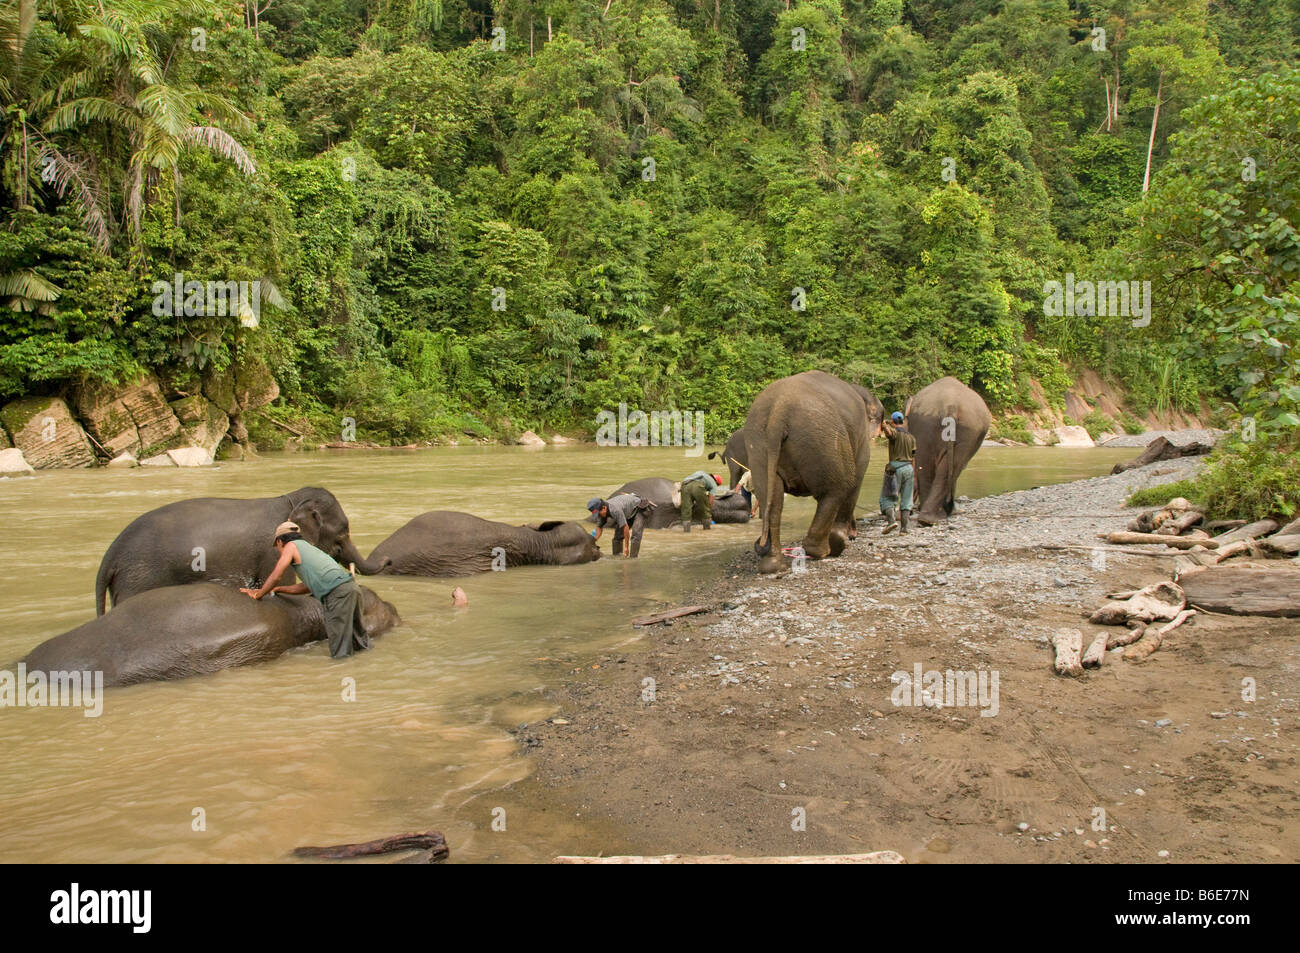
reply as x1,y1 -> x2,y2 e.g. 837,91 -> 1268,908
679,471 -> 726,531
588,494 -> 649,557
880,412 -> 916,535
241,521 -> 371,658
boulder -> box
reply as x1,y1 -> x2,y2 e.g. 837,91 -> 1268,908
550,434 -> 576,445
216,440 -> 250,461
169,396 -> 230,457
77,376 -> 186,459
1052,425 -> 1094,447
166,446 -> 214,467
517,430 -> 546,448
0,447 -> 35,474
1064,392 -> 1091,422
0,397 -> 96,468
140,453 -> 176,467
201,368 -> 239,416
1028,428 -> 1052,447
106,452 -> 139,469
233,357 -> 279,411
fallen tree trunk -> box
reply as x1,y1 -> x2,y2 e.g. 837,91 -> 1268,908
1205,519 -> 1246,533
1180,567 -> 1300,617
1112,436 -> 1213,473
1099,532 -> 1218,550
633,605 -> 708,627
1090,581 -> 1185,625
1050,628 -> 1083,676
1212,519 -> 1279,546
1209,540 -> 1253,564
293,830 -> 448,861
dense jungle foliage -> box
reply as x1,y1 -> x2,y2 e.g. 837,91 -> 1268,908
2,0 -> 1298,450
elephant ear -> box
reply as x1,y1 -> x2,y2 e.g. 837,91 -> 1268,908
534,521 -> 566,532
290,505 -> 323,544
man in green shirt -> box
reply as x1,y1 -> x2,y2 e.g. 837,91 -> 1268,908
241,520 -> 370,658
880,412 -> 916,535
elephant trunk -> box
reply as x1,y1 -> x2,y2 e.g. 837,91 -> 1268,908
338,535 -> 392,575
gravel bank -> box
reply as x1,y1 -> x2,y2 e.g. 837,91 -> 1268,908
522,455 -> 1300,863
1101,429 -> 1225,448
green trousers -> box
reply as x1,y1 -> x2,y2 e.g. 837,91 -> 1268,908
681,481 -> 711,525
321,578 -> 369,659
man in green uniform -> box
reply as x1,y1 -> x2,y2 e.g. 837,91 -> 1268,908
240,520 -> 370,658
679,471 -> 726,531
880,411 -> 916,535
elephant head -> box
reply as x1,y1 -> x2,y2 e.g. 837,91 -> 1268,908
357,586 -> 401,636
287,487 -> 391,574
526,520 -> 601,565
709,429 -> 750,489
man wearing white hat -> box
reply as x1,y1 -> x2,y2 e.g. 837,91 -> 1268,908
241,520 -> 370,658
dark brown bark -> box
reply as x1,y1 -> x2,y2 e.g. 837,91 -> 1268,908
294,830 -> 448,861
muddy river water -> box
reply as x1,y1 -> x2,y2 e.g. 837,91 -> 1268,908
0,443 -> 1134,862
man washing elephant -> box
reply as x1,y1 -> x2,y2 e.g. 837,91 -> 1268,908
880,412 -> 916,535
678,471 -> 727,532
241,521 -> 371,659
587,494 -> 650,557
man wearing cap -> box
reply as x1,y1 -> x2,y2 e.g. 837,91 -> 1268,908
587,493 -> 649,558
880,411 -> 916,535
240,521 -> 371,658
678,470 -> 726,532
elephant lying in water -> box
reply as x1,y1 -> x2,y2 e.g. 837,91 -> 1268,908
369,512 -> 599,576
95,487 -> 390,615
24,583 -> 400,687
905,377 -> 991,525
600,478 -> 752,529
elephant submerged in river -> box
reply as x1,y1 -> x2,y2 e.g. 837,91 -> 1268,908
600,478 -> 752,529
906,376 -> 992,525
25,583 -> 400,687
95,487 -> 389,615
745,371 -> 884,573
369,512 -> 599,576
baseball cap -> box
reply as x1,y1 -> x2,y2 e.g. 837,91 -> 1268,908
273,520 -> 300,541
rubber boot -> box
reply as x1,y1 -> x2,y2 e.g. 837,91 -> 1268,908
882,507 -> 899,535
681,522 -> 691,533
702,518 -> 712,530
900,509 -> 911,535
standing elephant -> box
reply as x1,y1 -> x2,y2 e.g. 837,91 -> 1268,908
745,371 -> 884,573
95,487 -> 389,615
598,478 -> 752,529
905,376 -> 992,525
25,583 -> 400,687
369,512 -> 599,576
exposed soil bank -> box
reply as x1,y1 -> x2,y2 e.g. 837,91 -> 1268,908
520,457 -> 1300,863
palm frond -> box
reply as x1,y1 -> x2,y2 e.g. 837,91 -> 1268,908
36,142 -> 110,253
181,125 -> 255,176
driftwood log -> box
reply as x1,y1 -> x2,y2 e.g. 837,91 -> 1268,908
1050,628 -> 1084,676
1112,436 -> 1213,474
1180,567 -> 1300,617
632,605 -> 708,627
293,830 -> 448,861
1204,519 -> 1247,533
1100,532 -> 1218,550
1122,609 -> 1195,662
1106,623 -> 1148,649
1089,581 -> 1186,625
1081,631 -> 1110,668
555,851 -> 906,864
1211,519 -> 1279,546
1260,534 -> 1300,557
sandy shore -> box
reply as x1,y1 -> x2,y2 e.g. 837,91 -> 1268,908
519,456 -> 1300,863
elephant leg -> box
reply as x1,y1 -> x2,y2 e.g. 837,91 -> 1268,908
804,490 -> 850,560
835,487 -> 859,542
755,476 -> 787,574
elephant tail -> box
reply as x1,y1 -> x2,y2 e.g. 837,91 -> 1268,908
95,557 -> 113,617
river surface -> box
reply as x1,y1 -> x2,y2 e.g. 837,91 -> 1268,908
0,443 -> 1134,862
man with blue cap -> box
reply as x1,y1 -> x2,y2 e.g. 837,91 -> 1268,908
879,411 -> 916,534
587,493 -> 649,557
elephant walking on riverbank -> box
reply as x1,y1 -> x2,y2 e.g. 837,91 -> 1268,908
94,487 -> 390,615
744,371 -> 884,573
369,512 -> 599,576
25,583 -> 400,687
906,377 -> 992,525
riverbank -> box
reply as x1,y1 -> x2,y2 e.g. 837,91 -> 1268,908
520,456 -> 1300,863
